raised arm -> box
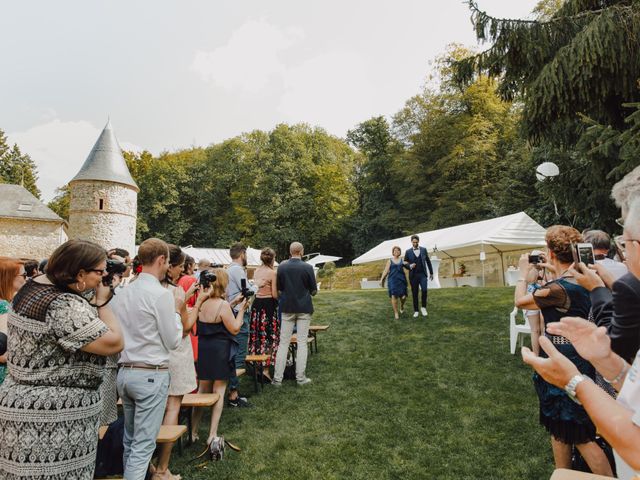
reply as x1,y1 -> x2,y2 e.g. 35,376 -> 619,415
221,300 -> 246,335
155,290 -> 182,351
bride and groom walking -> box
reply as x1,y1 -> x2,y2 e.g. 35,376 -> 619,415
380,235 -> 433,319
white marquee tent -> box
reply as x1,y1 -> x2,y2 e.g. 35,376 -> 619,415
352,212 -> 546,284
182,247 -> 277,267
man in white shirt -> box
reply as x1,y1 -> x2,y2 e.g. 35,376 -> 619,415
111,238 -> 182,480
583,230 -> 627,280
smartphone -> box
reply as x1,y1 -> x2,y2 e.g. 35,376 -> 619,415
575,243 -> 595,265
528,254 -> 540,264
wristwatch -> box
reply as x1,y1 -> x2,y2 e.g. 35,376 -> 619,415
564,374 -> 588,405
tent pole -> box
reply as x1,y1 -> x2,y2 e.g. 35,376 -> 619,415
500,252 -> 506,286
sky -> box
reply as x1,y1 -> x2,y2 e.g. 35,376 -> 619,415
0,1 -> 538,201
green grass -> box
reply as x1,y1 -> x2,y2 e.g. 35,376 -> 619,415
171,288 -> 553,479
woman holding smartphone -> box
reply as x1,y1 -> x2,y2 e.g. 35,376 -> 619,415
514,226 -> 612,476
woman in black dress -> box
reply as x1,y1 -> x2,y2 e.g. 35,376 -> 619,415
515,226 -> 612,475
190,268 -> 247,460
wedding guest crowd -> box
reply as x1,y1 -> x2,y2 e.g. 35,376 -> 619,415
518,164 -> 640,479
0,235 -> 313,479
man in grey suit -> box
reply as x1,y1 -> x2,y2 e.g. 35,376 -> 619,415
272,242 -> 317,386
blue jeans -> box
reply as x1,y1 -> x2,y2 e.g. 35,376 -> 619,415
228,311 -> 250,392
117,368 -> 170,480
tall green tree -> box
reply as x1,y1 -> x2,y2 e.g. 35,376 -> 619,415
392,46 -> 535,232
452,0 -> 640,230
346,117 -> 404,254
0,143 -> 41,198
48,185 -> 70,220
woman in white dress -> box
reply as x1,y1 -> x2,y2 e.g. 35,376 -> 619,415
154,245 -> 198,480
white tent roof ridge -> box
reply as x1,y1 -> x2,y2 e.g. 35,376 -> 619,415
352,212 -> 547,264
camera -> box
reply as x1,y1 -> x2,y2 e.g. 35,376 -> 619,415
103,258 -> 127,286
528,254 -> 541,264
199,270 -> 217,289
240,278 -> 254,299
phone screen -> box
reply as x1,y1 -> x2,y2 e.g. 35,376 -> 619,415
577,245 -> 595,265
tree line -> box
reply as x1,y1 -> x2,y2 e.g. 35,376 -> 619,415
7,0 -> 640,261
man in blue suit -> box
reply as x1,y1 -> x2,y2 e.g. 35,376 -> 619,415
404,234 -> 433,318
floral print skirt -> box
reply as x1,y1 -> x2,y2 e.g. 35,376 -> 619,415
248,298 -> 280,366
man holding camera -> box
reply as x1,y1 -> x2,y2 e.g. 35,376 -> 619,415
404,235 -> 434,318
111,238 -> 183,480
225,242 -> 258,407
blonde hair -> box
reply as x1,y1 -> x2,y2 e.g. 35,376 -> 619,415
206,268 -> 228,300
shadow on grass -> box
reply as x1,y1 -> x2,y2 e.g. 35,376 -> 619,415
170,288 -> 553,479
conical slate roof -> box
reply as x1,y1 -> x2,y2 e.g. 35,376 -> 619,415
70,120 -> 139,191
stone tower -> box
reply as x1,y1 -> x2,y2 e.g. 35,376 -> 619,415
68,120 -> 139,254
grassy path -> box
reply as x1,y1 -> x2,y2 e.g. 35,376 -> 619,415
173,288 -> 552,479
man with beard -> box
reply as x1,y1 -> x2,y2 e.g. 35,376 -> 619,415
225,242 -> 258,407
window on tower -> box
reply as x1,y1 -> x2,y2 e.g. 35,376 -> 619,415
98,198 -> 104,210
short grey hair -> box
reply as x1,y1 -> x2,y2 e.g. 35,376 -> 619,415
612,165 -> 640,217
290,242 -> 304,255
625,197 -> 640,238
582,230 -> 611,251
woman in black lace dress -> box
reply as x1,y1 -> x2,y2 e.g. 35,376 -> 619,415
0,240 -> 124,480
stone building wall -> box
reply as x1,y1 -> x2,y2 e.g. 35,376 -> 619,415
69,181 -> 137,254
0,218 -> 67,259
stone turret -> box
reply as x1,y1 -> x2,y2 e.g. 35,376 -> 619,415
68,120 -> 138,254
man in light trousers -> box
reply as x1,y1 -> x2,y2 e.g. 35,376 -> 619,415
111,238 -> 183,480
273,242 -> 317,386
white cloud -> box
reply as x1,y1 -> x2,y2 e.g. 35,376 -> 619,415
8,118 -> 141,202
278,52 -> 376,137
191,19 -> 304,93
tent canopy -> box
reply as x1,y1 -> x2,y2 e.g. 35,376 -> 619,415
134,246 -> 276,267
183,247 -> 277,267
352,212 -> 546,264
305,254 -> 342,267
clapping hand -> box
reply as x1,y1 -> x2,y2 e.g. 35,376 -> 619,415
521,336 -> 580,389
546,316 -> 612,362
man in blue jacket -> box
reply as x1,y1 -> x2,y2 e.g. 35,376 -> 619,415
404,234 -> 433,318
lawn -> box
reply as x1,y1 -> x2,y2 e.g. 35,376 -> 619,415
171,287 -> 552,479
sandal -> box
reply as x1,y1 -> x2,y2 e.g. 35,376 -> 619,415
151,470 -> 181,480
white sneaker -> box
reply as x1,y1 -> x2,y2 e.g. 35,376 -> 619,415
297,377 -> 312,385
413,312 -> 419,318
421,307 -> 428,317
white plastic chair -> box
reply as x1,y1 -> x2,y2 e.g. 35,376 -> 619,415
509,307 -> 531,354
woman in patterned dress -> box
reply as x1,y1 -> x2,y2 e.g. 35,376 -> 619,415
248,248 -> 279,381
0,240 -> 124,480
0,257 -> 27,386
155,245 -> 198,479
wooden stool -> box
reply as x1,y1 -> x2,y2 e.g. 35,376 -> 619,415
245,354 -> 270,392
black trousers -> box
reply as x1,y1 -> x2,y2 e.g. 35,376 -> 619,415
409,273 -> 428,311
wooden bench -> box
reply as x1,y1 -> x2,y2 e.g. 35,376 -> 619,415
99,424 -> 187,444
309,325 -> 330,353
245,354 -> 270,392
550,469 -> 614,480
180,393 -> 219,445
236,368 -> 246,377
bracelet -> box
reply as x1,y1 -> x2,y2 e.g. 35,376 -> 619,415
603,357 -> 629,384
517,279 -> 526,283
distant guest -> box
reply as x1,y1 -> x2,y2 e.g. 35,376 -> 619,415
0,257 -> 27,385
249,248 -> 279,380
380,246 -> 408,320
